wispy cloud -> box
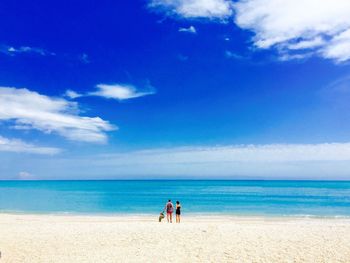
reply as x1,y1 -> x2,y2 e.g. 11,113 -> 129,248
0,87 -> 116,143
11,142 -> 350,179
0,44 -> 91,64
178,54 -> 189,61
79,53 -> 90,64
0,45 -> 55,56
319,75 -> 350,111
89,142 -> 350,179
100,143 -> 350,164
149,0 -> 233,20
18,171 -> 35,180
323,75 -> 350,95
64,89 -> 83,99
278,52 -> 313,62
66,83 -> 155,101
225,50 -> 245,60
0,135 -> 61,154
178,25 -> 197,33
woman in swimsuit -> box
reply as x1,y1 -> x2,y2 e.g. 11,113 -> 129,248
176,201 -> 181,223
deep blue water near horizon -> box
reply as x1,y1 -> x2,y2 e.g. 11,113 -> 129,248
1,180 -> 350,217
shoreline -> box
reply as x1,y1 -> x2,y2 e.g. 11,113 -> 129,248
1,211 -> 350,220
1,212 -> 350,224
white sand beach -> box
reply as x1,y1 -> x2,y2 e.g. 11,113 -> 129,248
1,214 -> 350,263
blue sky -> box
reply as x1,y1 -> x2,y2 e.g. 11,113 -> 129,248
1,0 -> 350,179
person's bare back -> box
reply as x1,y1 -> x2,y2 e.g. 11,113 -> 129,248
165,200 -> 174,223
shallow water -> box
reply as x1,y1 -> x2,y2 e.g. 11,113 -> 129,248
1,180 -> 350,216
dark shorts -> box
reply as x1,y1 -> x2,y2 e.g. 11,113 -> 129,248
176,210 -> 181,215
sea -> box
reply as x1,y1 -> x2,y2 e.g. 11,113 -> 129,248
1,180 -> 350,217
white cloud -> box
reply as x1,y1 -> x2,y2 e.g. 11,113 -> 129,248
64,89 -> 83,99
233,0 -> 350,62
149,0 -> 233,19
286,37 -> 325,50
18,171 -> 35,180
0,45 -> 55,56
0,87 -> 116,143
0,135 -> 61,154
321,29 -> 350,62
66,83 -> 155,101
150,0 -> 350,62
89,83 -> 155,100
178,25 -> 197,33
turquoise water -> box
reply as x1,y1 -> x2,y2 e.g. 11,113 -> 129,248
1,180 -> 350,217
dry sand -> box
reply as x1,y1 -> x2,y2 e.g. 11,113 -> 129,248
0,214 -> 350,262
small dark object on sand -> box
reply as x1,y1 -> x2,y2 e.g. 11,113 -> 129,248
159,211 -> 165,222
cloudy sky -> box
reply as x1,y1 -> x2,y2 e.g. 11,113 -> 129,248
1,0 -> 350,179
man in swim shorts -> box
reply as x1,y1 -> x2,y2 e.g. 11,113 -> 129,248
165,199 -> 174,223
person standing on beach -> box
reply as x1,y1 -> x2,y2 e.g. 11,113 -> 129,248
176,201 -> 181,223
165,200 -> 174,223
